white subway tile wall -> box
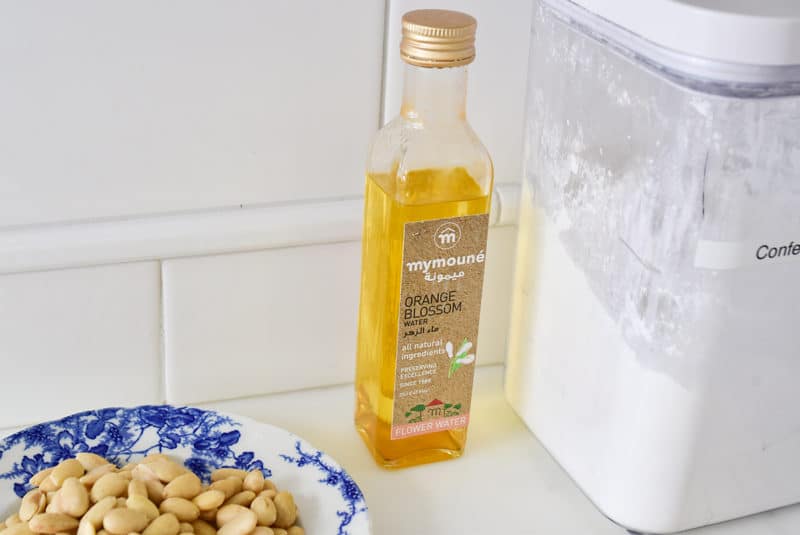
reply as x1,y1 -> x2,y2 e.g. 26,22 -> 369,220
0,1 -> 529,429
475,226 -> 517,366
162,226 -> 515,405
0,263 -> 162,428
383,0 -> 534,184
0,0 -> 384,227
162,241 -> 362,404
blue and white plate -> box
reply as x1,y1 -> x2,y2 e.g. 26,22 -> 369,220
0,406 -> 369,535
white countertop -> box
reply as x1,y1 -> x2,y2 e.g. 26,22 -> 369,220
198,366 -> 800,535
3,365 -> 799,534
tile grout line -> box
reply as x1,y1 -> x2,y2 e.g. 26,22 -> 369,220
0,186 -> 521,277
158,259 -> 168,405
190,363 -> 507,409
0,198 -> 365,277
378,0 -> 392,127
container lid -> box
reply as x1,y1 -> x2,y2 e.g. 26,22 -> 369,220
400,10 -> 477,68
560,0 -> 800,66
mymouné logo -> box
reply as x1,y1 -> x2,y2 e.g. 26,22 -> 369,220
434,222 -> 461,250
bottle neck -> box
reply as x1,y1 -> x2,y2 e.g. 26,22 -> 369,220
400,63 -> 467,123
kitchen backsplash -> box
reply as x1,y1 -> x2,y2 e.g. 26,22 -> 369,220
0,0 -> 530,429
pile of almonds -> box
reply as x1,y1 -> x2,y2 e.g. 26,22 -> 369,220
0,453 -> 303,535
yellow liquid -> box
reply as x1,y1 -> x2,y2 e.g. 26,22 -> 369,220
355,167 -> 491,469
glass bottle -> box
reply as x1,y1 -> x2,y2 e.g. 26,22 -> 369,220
354,9 -> 493,469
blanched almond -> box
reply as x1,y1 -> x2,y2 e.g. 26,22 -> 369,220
90,474 -> 128,503
272,493 -> 295,529
144,479 -> 166,505
132,464 -> 158,482
216,510 -> 256,535
102,508 -> 148,535
5,513 -> 22,527
257,490 -> 276,501
60,478 -> 90,517
30,468 -> 55,487
45,494 -> 64,514
142,513 -> 180,535
51,460 -> 85,487
29,513 -> 79,534
178,524 -> 193,533
83,497 -> 116,528
159,499 -> 199,522
75,454 -> 109,472
3,523 -> 36,535
128,480 -> 148,499
192,490 -> 225,512
79,466 -> 115,487
126,495 -> 159,522
38,477 -> 59,493
250,497 -> 276,528
77,520 -> 95,535
190,521 -> 215,535
208,479 -> 240,501
163,473 -> 202,500
224,492 -> 254,508
214,505 -> 248,527
209,470 -> 245,483
242,472 -> 264,494
252,528 -> 274,535
20,490 -> 47,521
148,460 -> 186,484
286,528 -> 303,535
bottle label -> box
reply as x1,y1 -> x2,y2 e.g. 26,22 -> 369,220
391,213 -> 490,440
694,237 -> 800,269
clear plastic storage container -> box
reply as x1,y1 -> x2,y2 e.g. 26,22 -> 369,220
506,0 -> 800,532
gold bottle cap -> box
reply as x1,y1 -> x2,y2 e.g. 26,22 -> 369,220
400,9 -> 477,68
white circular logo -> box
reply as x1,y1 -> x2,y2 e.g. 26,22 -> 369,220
434,222 -> 462,250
